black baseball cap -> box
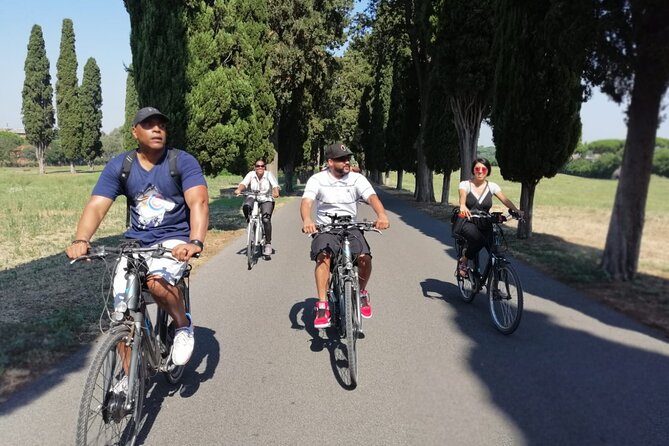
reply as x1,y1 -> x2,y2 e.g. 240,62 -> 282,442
324,142 -> 353,159
132,107 -> 169,127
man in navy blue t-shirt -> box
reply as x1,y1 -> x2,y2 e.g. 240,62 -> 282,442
66,107 -> 209,367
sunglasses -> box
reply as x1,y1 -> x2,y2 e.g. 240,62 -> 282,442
474,166 -> 488,173
255,164 -> 266,168
333,156 -> 351,162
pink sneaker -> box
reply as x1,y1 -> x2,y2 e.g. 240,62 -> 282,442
360,290 -> 372,319
314,301 -> 331,328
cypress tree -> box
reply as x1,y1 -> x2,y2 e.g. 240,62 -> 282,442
491,0 -> 591,238
124,0 -> 188,149
79,58 -> 103,167
21,24 -> 55,174
56,18 -> 81,173
590,0 -> 669,280
184,0 -> 276,175
123,66 -> 139,151
385,53 -> 419,190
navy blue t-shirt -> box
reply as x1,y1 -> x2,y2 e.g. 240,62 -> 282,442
92,148 -> 207,246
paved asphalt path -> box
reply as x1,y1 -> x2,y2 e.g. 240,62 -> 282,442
2,189 -> 668,445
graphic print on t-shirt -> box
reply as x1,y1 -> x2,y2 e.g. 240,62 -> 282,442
135,185 -> 176,228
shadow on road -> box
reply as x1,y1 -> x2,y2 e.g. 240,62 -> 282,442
135,325 -> 220,444
289,298 -> 356,390
405,198 -> 669,443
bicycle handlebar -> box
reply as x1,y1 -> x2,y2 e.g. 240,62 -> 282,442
239,191 -> 271,198
69,243 -> 199,264
314,220 -> 382,235
470,209 -> 524,224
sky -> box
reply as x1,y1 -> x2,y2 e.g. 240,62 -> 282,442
1,0 -> 667,146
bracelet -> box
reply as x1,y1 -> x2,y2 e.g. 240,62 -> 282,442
71,239 -> 90,245
189,239 -> 204,250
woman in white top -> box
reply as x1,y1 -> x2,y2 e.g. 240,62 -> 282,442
457,158 -> 522,277
234,159 -> 280,256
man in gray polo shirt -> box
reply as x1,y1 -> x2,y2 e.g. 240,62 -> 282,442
301,142 -> 390,328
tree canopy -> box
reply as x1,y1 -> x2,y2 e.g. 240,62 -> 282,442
56,18 -> 82,171
21,24 -> 55,174
79,57 -> 103,166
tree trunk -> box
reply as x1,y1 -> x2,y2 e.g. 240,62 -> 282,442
70,162 -> 76,174
282,159 -> 294,194
517,179 -> 538,239
414,141 -> 434,202
36,143 -> 45,174
601,60 -> 667,281
440,172 -> 450,205
450,95 -> 484,182
414,94 -> 435,202
396,170 -> 404,190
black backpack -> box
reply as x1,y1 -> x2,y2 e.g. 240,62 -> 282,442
120,148 -> 182,227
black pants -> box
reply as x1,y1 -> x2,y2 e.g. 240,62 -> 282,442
243,199 -> 275,243
459,219 -> 492,260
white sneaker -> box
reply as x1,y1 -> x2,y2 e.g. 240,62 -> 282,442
171,322 -> 194,366
263,243 -> 272,256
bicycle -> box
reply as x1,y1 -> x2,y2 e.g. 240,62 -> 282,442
314,215 -> 380,387
242,191 -> 271,269
453,210 -> 524,335
71,242 -> 193,446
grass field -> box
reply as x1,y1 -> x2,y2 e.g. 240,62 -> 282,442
1,166 -> 667,401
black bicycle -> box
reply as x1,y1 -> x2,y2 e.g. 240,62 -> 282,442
454,210 -> 524,335
315,215 -> 380,387
71,242 -> 192,445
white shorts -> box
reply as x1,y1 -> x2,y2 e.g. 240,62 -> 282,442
112,239 -> 189,308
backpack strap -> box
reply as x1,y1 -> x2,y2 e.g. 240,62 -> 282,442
121,150 -> 138,229
167,148 -> 182,193
120,150 -> 138,196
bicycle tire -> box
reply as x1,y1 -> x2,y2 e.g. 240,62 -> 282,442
488,262 -> 523,335
328,274 -> 344,337
75,325 -> 145,446
246,220 -> 256,269
344,279 -> 358,387
161,280 -> 191,384
456,242 -> 478,302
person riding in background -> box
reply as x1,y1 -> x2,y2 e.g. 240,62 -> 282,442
234,158 -> 280,257
66,106 -> 209,367
457,157 -> 522,277
301,142 -> 390,329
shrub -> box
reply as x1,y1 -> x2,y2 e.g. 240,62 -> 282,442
653,148 -> 669,177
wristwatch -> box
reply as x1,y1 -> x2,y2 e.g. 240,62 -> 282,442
189,239 -> 204,250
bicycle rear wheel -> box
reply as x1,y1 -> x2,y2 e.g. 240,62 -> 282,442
246,220 -> 256,269
343,279 -> 358,387
75,325 -> 145,446
488,262 -> 523,334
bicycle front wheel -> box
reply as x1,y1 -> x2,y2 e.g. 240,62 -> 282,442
488,263 -> 523,334
246,220 -> 256,269
457,258 -> 478,303
75,325 -> 146,446
343,279 -> 358,387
